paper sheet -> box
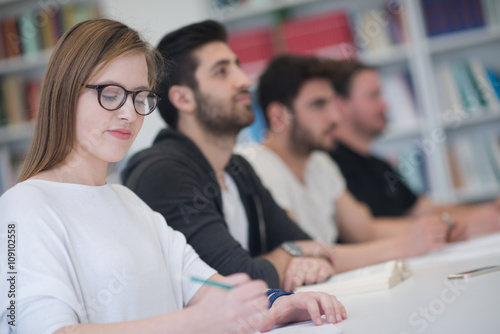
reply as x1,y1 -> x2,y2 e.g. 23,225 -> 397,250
260,320 -> 342,334
407,232 -> 500,268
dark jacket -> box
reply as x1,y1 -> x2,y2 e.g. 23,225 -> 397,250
122,129 -> 310,288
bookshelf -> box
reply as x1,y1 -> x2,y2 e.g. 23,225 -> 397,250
218,0 -> 500,204
0,0 -> 100,194
358,44 -> 407,66
428,26 -> 500,54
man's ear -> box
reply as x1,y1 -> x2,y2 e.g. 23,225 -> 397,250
266,102 -> 292,133
168,85 -> 196,114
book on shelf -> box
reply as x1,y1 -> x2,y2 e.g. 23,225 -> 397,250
228,27 -> 275,81
436,60 -> 500,118
0,20 -> 6,60
350,2 -> 409,55
0,2 -> 100,61
282,11 -> 355,60
25,78 -> 40,120
483,135 -> 500,183
469,60 -> 500,111
449,137 -> 484,191
62,3 -> 98,32
19,11 -> 41,59
397,149 -> 428,195
482,0 -> 500,27
38,7 -> 59,50
447,134 -> 500,193
227,9 -> 355,79
1,75 -> 27,125
0,85 -> 6,126
447,143 -> 465,190
0,75 -> 41,126
422,0 -> 486,37
295,260 -> 411,297
487,68 -> 500,98
451,62 -> 482,113
2,16 -> 23,58
382,71 -> 420,131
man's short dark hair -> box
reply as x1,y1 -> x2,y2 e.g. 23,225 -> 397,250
326,59 -> 376,98
156,20 -> 227,129
258,55 -> 335,128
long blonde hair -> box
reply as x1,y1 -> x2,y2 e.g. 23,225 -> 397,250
19,19 -> 161,182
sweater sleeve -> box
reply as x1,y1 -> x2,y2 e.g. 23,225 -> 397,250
123,157 -> 280,288
0,187 -> 81,334
146,209 -> 217,306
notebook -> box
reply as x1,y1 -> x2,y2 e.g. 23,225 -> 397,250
295,260 -> 411,296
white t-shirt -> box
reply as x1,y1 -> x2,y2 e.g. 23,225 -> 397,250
221,172 -> 250,250
238,144 -> 345,244
0,180 -> 216,334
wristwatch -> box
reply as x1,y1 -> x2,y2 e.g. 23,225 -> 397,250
280,242 -> 304,257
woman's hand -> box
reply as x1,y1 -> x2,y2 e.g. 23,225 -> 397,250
191,273 -> 270,334
259,292 -> 347,332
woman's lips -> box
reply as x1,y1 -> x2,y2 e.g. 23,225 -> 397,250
107,128 -> 132,140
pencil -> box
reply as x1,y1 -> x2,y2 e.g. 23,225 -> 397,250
189,276 -> 234,290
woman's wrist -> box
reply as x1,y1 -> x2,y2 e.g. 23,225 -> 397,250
266,289 -> 294,308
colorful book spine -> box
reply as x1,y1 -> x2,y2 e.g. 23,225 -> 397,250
437,60 -> 500,117
0,86 -> 7,126
447,134 -> 500,193
423,0 -> 486,37
1,75 -> 27,125
282,11 -> 354,59
18,12 -> 40,58
0,22 -> 6,60
351,6 -> 401,53
228,28 -> 274,65
25,79 -> 41,121
0,2 -> 100,132
2,16 -> 23,58
0,2 -> 99,61
228,27 -> 274,80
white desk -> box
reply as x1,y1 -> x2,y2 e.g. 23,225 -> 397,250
276,232 -> 500,334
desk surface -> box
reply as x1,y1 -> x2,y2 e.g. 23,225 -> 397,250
276,232 -> 500,334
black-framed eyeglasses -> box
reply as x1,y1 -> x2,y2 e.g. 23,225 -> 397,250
85,84 -> 161,116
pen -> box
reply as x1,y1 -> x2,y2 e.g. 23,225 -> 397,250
189,276 -> 234,290
448,265 -> 500,279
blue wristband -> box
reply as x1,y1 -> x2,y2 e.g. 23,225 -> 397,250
265,289 -> 294,308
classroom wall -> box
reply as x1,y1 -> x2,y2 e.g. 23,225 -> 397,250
100,0 -> 214,155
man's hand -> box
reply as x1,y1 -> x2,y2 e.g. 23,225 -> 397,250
398,215 -> 448,257
294,240 -> 336,267
259,292 -> 347,332
462,203 -> 500,236
447,219 -> 468,242
283,257 -> 334,291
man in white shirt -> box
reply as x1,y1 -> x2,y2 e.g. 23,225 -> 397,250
239,55 -> 465,273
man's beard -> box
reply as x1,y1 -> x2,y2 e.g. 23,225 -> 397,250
290,118 -> 336,156
194,90 -> 255,138
354,112 -> 387,140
